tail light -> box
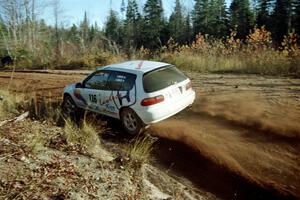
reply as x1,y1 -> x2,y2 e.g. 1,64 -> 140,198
186,81 -> 192,90
141,95 -> 164,106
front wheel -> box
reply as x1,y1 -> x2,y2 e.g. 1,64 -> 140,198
120,108 -> 145,135
61,95 -> 82,121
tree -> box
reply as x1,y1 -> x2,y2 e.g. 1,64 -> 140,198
143,0 -> 164,49
294,0 -> 300,35
193,0 -> 210,35
193,0 -> 228,38
124,0 -> 141,53
53,0 -> 62,61
271,0 -> 292,42
89,25 -> 96,41
105,9 -> 122,45
68,24 -> 79,43
0,0 -> 42,57
183,13 -> 193,43
230,0 -> 254,38
120,0 -> 126,19
0,15 -> 9,55
169,0 -> 185,44
256,0 -> 271,28
211,0 -> 228,37
80,11 -> 89,43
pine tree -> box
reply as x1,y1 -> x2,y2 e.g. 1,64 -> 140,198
294,0 -> 300,35
193,0 -> 210,35
80,12 -> 89,43
124,0 -> 141,54
183,13 -> 193,43
256,0 -> 271,28
230,0 -> 254,38
211,0 -> 228,37
89,25 -> 96,41
169,0 -> 185,44
271,0 -> 292,42
143,0 -> 164,49
121,0 -> 126,19
68,24 -> 79,43
105,9 -> 122,44
193,0 -> 228,37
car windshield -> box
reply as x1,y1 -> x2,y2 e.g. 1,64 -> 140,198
143,65 -> 187,93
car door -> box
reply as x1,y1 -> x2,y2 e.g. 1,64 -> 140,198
80,70 -> 111,112
104,71 -> 137,117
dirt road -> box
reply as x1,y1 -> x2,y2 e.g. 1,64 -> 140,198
152,74 -> 300,199
1,71 -> 299,199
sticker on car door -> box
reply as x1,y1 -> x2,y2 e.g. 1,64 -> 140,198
106,72 -> 137,111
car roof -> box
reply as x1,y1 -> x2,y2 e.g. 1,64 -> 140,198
97,60 -> 170,74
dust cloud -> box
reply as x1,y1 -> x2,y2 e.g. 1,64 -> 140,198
152,92 -> 300,198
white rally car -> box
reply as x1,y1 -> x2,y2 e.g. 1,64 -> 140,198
62,60 -> 195,134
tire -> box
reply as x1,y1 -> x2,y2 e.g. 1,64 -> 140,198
120,108 -> 145,135
61,94 -> 82,121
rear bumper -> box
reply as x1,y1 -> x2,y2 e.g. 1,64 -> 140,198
135,90 -> 196,124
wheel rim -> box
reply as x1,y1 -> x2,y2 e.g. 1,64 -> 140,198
123,112 -> 137,132
63,97 -> 76,115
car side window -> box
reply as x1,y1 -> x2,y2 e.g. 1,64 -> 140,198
108,71 -> 136,91
84,71 -> 110,90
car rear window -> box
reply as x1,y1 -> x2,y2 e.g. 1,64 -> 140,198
143,66 -> 187,93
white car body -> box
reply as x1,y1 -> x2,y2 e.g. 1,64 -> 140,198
63,60 -> 195,125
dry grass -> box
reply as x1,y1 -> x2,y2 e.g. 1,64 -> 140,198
162,50 -> 299,76
63,118 -> 101,154
0,90 -> 24,120
126,135 -> 157,166
153,28 -> 300,77
26,126 -> 46,153
26,92 -> 62,123
0,89 -> 60,123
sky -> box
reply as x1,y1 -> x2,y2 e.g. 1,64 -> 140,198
41,0 -> 230,28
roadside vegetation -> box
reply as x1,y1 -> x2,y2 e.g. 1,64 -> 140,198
0,90 -> 24,120
160,28 -> 300,76
126,135 -> 157,167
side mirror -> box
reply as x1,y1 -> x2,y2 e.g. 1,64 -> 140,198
75,82 -> 82,88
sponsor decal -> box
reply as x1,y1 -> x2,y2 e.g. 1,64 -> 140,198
99,94 -> 121,105
136,61 -> 144,69
73,89 -> 87,105
99,92 -> 130,106
105,104 -> 116,112
117,91 -> 130,106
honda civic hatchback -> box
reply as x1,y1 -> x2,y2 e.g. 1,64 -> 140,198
62,60 -> 195,134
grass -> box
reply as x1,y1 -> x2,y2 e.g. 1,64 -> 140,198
154,28 -> 300,77
26,126 -> 46,153
162,50 -> 300,76
63,118 -> 101,154
0,90 -> 24,120
126,135 -> 157,166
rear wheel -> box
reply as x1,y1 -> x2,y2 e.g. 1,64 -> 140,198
120,108 -> 145,135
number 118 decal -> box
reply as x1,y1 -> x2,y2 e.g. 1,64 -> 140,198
89,94 -> 97,103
